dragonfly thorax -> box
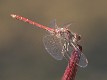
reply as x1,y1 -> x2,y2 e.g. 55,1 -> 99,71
54,28 -> 72,41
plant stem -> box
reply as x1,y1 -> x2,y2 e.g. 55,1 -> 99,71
62,45 -> 82,80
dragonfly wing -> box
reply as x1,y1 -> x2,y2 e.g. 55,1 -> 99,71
76,52 -> 88,68
43,35 -> 64,60
60,22 -> 72,28
70,42 -> 88,68
50,19 -> 58,28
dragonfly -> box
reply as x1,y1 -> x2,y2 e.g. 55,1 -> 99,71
10,14 -> 88,68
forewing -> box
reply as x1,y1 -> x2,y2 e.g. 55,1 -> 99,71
60,22 -> 72,28
70,42 -> 88,68
49,19 -> 58,28
76,52 -> 88,68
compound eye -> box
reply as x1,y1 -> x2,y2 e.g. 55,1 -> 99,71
74,33 -> 81,42
78,35 -> 81,41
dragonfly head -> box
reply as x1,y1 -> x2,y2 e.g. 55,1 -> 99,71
74,33 -> 81,42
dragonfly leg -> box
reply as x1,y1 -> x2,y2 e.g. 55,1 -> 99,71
62,42 -> 71,61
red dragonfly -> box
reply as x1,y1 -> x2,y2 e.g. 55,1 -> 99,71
11,14 -> 88,68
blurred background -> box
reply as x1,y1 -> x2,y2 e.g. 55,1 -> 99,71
0,0 -> 107,80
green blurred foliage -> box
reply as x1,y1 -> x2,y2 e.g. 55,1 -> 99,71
0,0 -> 107,80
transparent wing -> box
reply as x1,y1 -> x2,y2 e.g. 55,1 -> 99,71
50,19 -> 58,28
77,52 -> 88,68
43,34 -> 64,60
60,22 -> 72,28
70,42 -> 88,68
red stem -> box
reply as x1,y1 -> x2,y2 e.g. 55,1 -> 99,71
62,45 -> 82,80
